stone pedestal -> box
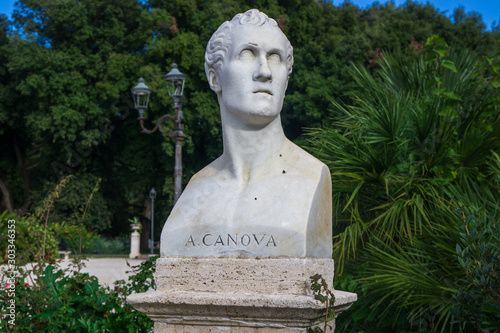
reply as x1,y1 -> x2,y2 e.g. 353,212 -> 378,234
129,224 -> 141,259
127,258 -> 356,332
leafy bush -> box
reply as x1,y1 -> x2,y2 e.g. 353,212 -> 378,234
61,237 -> 130,255
33,173 -> 113,233
1,175 -> 106,265
0,257 -> 157,332
452,209 -> 500,332
332,210 -> 500,332
305,36 -> 500,331
309,274 -> 336,333
0,211 -> 59,266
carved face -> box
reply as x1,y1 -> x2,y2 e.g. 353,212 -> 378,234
212,24 -> 289,125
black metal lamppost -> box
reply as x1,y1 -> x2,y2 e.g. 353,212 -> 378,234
131,64 -> 187,205
149,187 -> 156,255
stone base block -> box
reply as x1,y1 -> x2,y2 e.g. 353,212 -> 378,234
127,258 -> 357,332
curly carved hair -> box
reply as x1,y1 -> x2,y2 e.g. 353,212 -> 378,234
204,9 -> 294,81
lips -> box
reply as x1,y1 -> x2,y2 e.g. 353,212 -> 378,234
254,90 -> 273,96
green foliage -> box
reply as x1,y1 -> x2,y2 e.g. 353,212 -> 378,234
0,211 -> 50,266
309,273 -> 336,333
2,0 -> 499,239
333,269 -> 433,332
306,36 -> 500,268
0,212 -> 59,265
305,36 -> 500,331
336,210 -> 500,332
0,256 -> 158,332
1,1 -> 500,329
34,174 -> 111,233
119,255 -> 158,294
0,177 -> 75,265
60,237 -> 130,255
1,174 -> 109,265
452,209 -> 500,332
1,0 -> 162,236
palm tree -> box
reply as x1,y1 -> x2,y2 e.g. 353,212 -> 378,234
305,36 -> 500,332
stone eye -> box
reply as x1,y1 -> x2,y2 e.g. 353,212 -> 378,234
268,53 -> 281,63
240,49 -> 255,61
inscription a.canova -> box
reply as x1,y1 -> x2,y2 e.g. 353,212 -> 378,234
160,9 -> 332,258
185,234 -> 277,247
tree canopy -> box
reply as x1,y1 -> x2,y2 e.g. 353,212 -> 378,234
1,0 -> 498,238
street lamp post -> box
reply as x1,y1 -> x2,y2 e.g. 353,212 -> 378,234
149,188 -> 156,255
164,64 -> 187,203
131,63 -> 187,204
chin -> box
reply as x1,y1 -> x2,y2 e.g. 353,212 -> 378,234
253,102 -> 282,117
245,110 -> 280,126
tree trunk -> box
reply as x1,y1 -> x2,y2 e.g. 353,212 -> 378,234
0,177 -> 14,213
13,134 -> 31,215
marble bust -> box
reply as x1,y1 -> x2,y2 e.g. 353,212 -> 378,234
160,9 -> 332,258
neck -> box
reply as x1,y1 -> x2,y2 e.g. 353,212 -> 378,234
220,106 -> 287,183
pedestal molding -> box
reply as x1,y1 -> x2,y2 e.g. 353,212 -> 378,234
127,257 -> 357,332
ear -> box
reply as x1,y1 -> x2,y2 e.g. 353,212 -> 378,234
208,69 -> 221,93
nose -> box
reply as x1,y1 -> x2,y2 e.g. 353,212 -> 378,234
253,57 -> 272,82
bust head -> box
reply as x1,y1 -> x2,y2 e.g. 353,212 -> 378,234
205,9 -> 294,81
161,10 -> 332,260
204,10 -> 294,124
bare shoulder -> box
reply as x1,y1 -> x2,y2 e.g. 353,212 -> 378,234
282,139 -> 329,180
170,156 -> 226,214
188,156 -> 225,184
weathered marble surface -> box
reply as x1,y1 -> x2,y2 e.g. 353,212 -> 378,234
160,8 -> 332,259
128,10 -> 357,332
155,257 -> 334,295
128,258 -> 357,332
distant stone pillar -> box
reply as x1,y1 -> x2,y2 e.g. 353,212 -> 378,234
129,224 -> 141,259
